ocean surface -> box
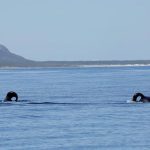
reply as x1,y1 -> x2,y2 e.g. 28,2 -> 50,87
1,66 -> 150,150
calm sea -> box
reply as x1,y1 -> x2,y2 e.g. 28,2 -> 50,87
0,66 -> 150,150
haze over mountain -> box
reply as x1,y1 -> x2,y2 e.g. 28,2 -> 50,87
0,44 -> 150,67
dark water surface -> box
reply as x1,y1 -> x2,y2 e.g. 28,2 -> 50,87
0,67 -> 150,150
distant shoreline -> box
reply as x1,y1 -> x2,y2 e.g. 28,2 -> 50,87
1,62 -> 150,69
1,44 -> 150,68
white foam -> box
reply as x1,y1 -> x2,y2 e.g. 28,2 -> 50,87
126,100 -> 143,103
79,64 -> 150,68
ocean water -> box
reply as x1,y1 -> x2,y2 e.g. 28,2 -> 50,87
0,66 -> 150,150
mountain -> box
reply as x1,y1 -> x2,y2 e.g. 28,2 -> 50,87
0,44 -> 36,67
1,44 -> 150,67
0,44 -> 77,67
0,44 -> 82,67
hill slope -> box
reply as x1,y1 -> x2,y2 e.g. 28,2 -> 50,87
0,44 -> 35,67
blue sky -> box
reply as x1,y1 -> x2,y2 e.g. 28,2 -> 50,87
0,0 -> 150,61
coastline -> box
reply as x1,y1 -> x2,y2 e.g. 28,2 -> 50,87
1,63 -> 150,69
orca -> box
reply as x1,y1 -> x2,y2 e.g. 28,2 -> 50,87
4,91 -> 18,102
132,93 -> 150,102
